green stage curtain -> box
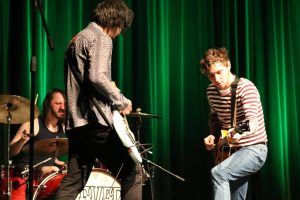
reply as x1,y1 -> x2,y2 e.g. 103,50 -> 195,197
1,0 -> 300,199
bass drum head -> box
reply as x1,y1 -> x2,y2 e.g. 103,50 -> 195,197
75,168 -> 121,200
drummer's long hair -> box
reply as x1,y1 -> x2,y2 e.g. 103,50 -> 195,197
42,88 -> 65,130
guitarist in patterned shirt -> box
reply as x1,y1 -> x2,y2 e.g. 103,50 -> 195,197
200,47 -> 268,200
55,1 -> 142,199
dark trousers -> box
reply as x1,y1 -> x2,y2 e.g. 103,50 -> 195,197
55,123 -> 143,200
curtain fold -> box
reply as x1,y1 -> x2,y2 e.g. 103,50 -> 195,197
1,0 -> 300,199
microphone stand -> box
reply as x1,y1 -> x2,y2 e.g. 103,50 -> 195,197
28,0 -> 54,199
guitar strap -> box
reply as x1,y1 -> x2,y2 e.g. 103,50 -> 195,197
231,76 -> 240,127
213,76 -> 240,165
68,59 -> 114,130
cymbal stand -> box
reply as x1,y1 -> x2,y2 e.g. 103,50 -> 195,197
131,110 -> 155,200
141,146 -> 155,200
4,103 -> 13,200
134,110 -> 142,144
143,158 -> 185,182
132,109 -> 185,200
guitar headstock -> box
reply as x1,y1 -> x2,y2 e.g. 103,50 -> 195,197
235,120 -> 250,133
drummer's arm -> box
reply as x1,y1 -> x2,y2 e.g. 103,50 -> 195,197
40,166 -> 60,177
40,159 -> 66,177
10,122 -> 30,157
54,158 -> 65,166
10,119 -> 39,157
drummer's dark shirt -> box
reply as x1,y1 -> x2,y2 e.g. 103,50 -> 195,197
12,116 -> 65,170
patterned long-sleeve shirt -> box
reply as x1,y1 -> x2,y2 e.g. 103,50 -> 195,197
64,22 -> 131,130
207,77 -> 268,147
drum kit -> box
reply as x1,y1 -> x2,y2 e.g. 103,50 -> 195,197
0,95 -> 184,200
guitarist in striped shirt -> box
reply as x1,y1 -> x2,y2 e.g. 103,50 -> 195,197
201,48 -> 268,200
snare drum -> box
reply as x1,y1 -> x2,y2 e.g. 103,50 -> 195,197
75,168 -> 121,200
33,171 -> 65,200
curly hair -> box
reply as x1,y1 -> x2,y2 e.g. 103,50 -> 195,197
200,47 -> 230,75
91,0 -> 134,31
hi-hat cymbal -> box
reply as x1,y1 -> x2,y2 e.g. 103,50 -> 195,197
22,138 -> 68,156
126,112 -> 162,119
0,95 -> 40,124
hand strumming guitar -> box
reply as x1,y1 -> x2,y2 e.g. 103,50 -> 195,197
111,81 -> 132,115
121,102 -> 132,115
226,128 -> 243,143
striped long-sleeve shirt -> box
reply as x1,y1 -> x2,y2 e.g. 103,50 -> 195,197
207,77 -> 268,147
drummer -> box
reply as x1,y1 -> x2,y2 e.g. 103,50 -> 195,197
10,88 -> 66,177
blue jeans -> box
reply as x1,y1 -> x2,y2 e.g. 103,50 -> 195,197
211,143 -> 268,200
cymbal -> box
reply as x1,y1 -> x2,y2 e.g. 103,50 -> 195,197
126,112 -> 162,119
0,95 -> 39,124
22,138 -> 68,156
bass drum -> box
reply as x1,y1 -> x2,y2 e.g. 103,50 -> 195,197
75,168 -> 121,200
33,168 -> 121,200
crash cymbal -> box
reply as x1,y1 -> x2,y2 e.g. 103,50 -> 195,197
0,94 -> 39,124
22,138 -> 68,156
126,112 -> 162,119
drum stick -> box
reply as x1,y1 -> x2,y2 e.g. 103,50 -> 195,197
21,157 -> 52,175
26,94 -> 38,137
34,94 -> 39,105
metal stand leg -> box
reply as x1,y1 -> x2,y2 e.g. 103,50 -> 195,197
5,105 -> 13,200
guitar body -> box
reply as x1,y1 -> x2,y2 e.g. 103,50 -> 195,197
112,110 -> 143,164
214,143 -> 231,165
214,120 -> 250,165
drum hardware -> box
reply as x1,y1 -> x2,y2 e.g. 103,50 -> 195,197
127,108 -> 185,200
0,95 -> 40,124
140,147 -> 185,200
126,109 -> 162,119
1,165 -> 28,200
139,146 -> 153,155
143,159 -> 185,182
0,94 -> 40,200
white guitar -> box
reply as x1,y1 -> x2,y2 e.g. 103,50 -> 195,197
112,110 -> 143,164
